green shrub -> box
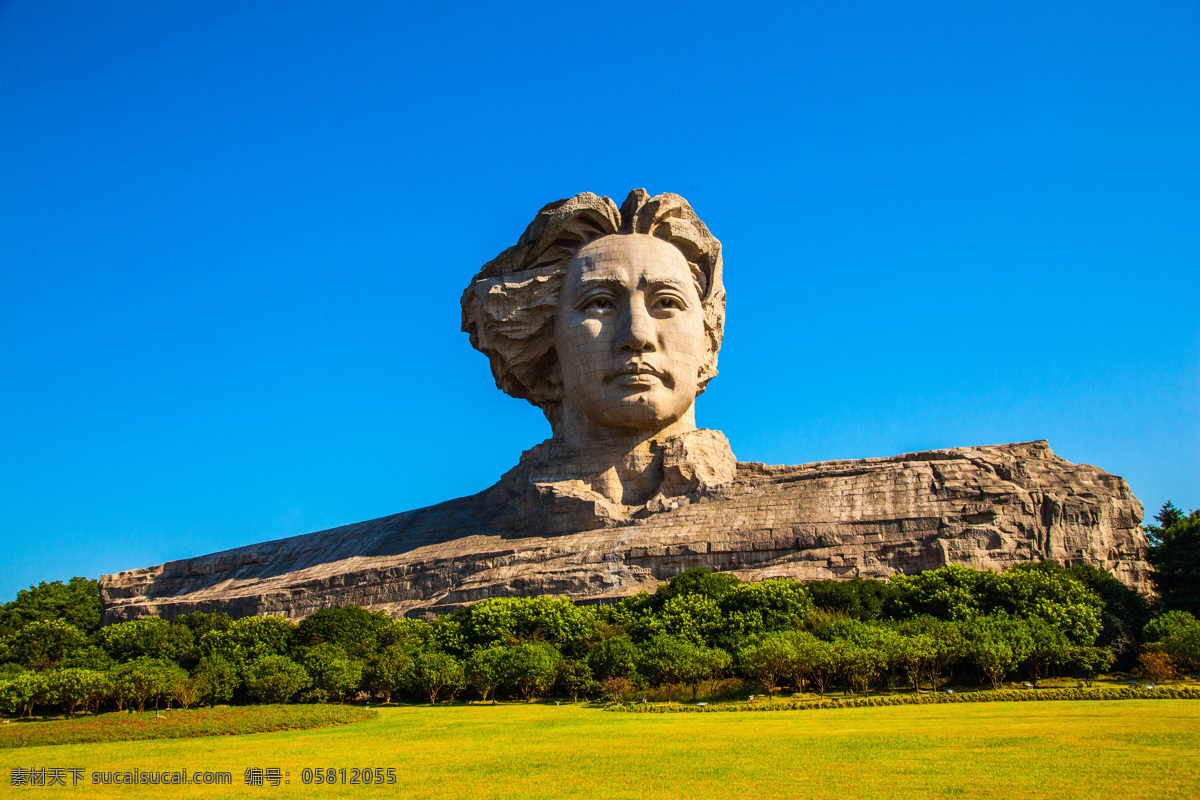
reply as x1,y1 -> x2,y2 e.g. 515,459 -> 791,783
244,655 -> 310,704
301,643 -> 363,702
413,651 -> 463,704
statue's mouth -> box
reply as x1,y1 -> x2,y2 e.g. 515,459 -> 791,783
607,362 -> 670,386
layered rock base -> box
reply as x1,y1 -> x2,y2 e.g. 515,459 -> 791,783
99,440 -> 1149,623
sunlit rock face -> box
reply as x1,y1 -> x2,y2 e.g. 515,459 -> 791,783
99,191 -> 1150,623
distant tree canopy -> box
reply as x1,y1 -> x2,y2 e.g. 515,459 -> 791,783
1146,501 -> 1200,617
0,578 -> 101,639
2,543 -> 1197,714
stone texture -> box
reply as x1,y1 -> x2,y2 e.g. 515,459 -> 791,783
100,440 -> 1149,623
97,190 -> 1151,622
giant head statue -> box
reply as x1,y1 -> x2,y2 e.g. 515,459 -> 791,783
461,189 -> 726,447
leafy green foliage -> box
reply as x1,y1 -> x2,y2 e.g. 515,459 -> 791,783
637,635 -> 697,700
586,635 -> 640,682
0,671 -> 46,717
365,644 -> 415,702
100,618 -> 194,663
244,655 -> 310,704
0,578 -> 101,638
1143,610 -> 1200,672
45,667 -> 109,717
807,577 -> 896,620
738,632 -> 796,697
192,655 -> 240,705
4,618 -> 88,669
110,657 -> 186,712
500,641 -> 562,701
556,658 -> 598,702
448,596 -> 597,657
464,646 -> 506,702
413,651 -> 464,704
1146,501 -> 1200,616
293,606 -> 392,657
197,615 -> 296,668
301,643 -> 363,702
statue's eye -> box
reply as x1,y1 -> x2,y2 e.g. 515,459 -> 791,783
580,296 -> 615,312
653,295 -> 685,312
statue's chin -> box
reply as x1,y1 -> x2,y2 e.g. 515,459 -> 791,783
587,398 -> 691,434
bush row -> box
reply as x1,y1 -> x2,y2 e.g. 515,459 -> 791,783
0,561 -> 1198,716
611,685 -> 1200,712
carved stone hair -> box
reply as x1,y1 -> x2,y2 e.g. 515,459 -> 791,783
461,189 -> 726,428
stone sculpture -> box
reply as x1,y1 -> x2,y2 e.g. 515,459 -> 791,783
463,190 -> 736,535
100,190 -> 1151,622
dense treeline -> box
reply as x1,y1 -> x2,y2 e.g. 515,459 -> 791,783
1,503 -> 1197,716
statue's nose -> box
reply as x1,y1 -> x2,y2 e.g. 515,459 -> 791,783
616,297 -> 656,353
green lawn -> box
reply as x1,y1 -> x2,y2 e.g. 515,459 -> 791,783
3,701 -> 1197,799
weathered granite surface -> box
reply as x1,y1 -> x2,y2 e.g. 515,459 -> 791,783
98,191 -> 1151,622
100,440 -> 1149,623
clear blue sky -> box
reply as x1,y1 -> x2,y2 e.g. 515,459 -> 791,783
2,1 -> 1197,602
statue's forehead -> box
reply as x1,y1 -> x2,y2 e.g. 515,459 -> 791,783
568,234 -> 690,281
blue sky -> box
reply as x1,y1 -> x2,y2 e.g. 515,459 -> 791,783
1,1 -> 1197,602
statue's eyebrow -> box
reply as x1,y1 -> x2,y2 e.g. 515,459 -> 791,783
641,277 -> 692,293
573,277 -> 692,293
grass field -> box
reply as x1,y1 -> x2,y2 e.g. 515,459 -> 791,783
3,701 -> 1197,799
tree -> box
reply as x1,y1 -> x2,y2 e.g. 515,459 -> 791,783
1065,563 -> 1152,666
1063,646 -> 1115,686
987,564 -> 1103,645
657,594 -> 724,646
0,672 -> 46,717
718,579 -> 814,649
0,577 -> 101,638
110,658 -> 186,712
963,616 -> 1032,690
413,651 -> 464,705
888,565 -> 986,621
840,643 -> 887,697
793,635 -> 839,697
807,578 -> 896,621
738,633 -> 797,698
192,655 -> 240,705
1021,616 -> 1071,681
1144,610 -> 1200,672
365,644 -> 415,702
679,645 -> 729,701
464,646 -> 506,703
900,616 -> 965,691
5,618 -> 88,670
638,635 -> 695,701
301,643 -> 363,703
100,618 -> 194,664
654,567 -> 741,604
500,641 -> 562,701
893,633 -> 936,693
587,635 -> 641,682
449,597 -> 597,657
61,646 -> 115,672
293,606 -> 391,658
174,611 -> 234,640
556,659 -> 598,702
1136,651 -> 1176,683
170,676 -> 204,710
244,655 -> 310,704
198,616 -> 296,668
1146,502 -> 1200,616
46,668 -> 108,717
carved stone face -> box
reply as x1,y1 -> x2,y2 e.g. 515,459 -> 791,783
554,234 -> 707,433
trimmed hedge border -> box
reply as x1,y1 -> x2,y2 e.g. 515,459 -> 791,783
607,686 -> 1200,713
0,704 -> 376,749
